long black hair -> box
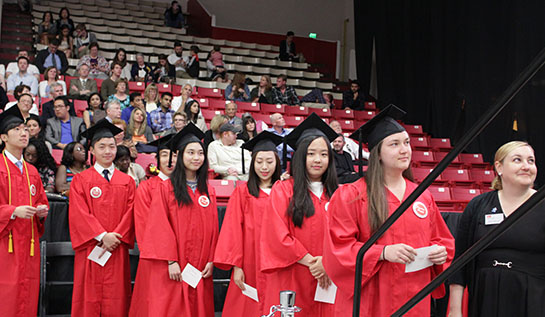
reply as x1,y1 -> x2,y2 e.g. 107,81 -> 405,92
238,115 -> 256,142
247,151 -> 281,198
287,135 -> 338,227
87,92 -> 103,110
170,141 -> 209,206
26,138 -> 57,172
184,99 -> 200,123
61,141 -> 87,167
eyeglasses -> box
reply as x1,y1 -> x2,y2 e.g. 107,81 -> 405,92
53,105 -> 67,109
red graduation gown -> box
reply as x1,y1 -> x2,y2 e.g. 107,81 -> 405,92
0,156 -> 47,316
322,178 -> 455,317
214,183 -> 270,317
260,179 -> 335,317
69,167 -> 135,317
132,181 -> 218,317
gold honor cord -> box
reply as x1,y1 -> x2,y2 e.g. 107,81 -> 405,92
2,151 -> 34,256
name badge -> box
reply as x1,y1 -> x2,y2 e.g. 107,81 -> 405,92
485,213 -> 504,225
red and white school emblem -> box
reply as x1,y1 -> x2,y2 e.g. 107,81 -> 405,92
413,201 -> 428,219
198,195 -> 210,207
30,184 -> 36,196
325,202 -> 330,212
90,186 -> 102,199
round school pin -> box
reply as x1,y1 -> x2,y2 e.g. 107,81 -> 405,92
198,195 -> 210,207
413,201 -> 428,219
30,184 -> 37,196
325,202 -> 330,212
90,187 -> 102,199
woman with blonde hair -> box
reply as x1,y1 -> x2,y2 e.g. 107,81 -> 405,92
204,114 -> 229,148
250,75 -> 274,104
127,108 -> 154,143
144,83 -> 159,112
449,141 -> 544,317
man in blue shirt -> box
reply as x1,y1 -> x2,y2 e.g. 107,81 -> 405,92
35,40 -> 69,75
45,96 -> 86,149
121,92 -> 151,126
6,57 -> 38,96
149,92 -> 174,133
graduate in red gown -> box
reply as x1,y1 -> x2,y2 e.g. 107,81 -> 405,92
214,131 -> 283,316
131,123 -> 218,317
322,105 -> 455,316
260,113 -> 339,317
69,119 -> 136,316
0,106 -> 49,316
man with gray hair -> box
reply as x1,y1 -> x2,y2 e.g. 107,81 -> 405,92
225,102 -> 243,132
208,123 -> 251,180
267,112 -> 293,167
41,82 -> 76,125
104,99 -> 122,122
69,64 -> 98,99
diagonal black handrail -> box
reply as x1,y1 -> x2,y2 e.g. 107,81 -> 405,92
392,185 -> 545,316
352,45 -> 545,317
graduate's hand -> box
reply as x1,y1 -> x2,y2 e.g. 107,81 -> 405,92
36,205 -> 49,218
383,244 -> 417,264
280,171 -> 291,181
202,262 -> 214,279
227,168 -> 238,176
428,245 -> 448,265
317,275 -> 332,289
233,266 -> 246,291
13,206 -> 37,219
308,256 -> 326,279
168,262 -> 182,282
102,232 -> 122,252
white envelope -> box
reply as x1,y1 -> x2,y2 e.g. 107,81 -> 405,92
87,246 -> 112,267
181,263 -> 202,288
314,281 -> 337,304
405,245 -> 438,273
241,283 -> 259,302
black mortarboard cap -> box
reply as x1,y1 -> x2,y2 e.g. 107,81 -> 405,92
240,131 -> 283,174
284,112 -> 338,150
0,106 -> 25,134
147,133 -> 175,167
81,119 -> 123,145
349,104 -> 406,175
165,122 -> 205,167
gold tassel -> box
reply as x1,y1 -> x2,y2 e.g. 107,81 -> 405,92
8,231 -> 13,253
30,239 -> 34,257
30,217 -> 34,256
512,119 -> 518,131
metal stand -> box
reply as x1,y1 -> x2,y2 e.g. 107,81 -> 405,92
261,290 -> 301,317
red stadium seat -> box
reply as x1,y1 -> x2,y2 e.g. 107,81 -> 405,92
201,109 -> 223,121
434,151 -> 463,168
331,109 -> 355,119
236,101 -> 261,113
412,167 -> 447,185
460,153 -> 489,169
196,98 -> 209,108
403,124 -> 424,136
285,106 -> 310,116
410,136 -> 431,150
354,110 -> 376,121
198,87 -> 223,99
430,138 -> 452,151
364,101 -> 377,110
252,113 -> 271,124
208,99 -> 228,110
51,149 -> 63,166
128,81 -> 146,92
73,100 -> 87,117
284,115 -> 304,127
412,151 -> 435,167
157,83 -> 172,94
470,169 -> 495,188
209,179 -> 236,206
308,107 -> 332,118
135,153 -> 156,170
442,168 -> 475,187
64,76 -> 76,88
451,188 -> 481,201
40,97 -> 52,105
7,95 -> 16,102
172,84 -> 198,97
261,103 -> 285,114
339,119 -> 355,131
95,78 -> 104,90
429,186 -> 456,210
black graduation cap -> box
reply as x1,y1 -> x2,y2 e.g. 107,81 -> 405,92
81,119 -> 123,146
165,122 -> 205,167
146,133 -> 174,167
240,131 -> 284,174
0,106 -> 25,134
349,104 -> 406,175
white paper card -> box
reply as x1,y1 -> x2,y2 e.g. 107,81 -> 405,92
314,282 -> 337,304
87,246 -> 112,267
242,283 -> 259,302
405,245 -> 437,273
485,213 -> 504,225
181,263 -> 202,288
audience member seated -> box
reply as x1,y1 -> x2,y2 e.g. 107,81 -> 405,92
114,145 -> 146,187
35,39 -> 69,75
164,1 -> 185,28
152,54 -> 175,83
45,96 -> 86,149
332,134 -> 360,184
68,64 -> 98,100
187,45 -> 200,78
38,66 -> 67,98
272,74 -> 300,106
38,11 -> 56,45
203,114 -> 228,148
112,119 -> 138,160
225,101 -> 243,132
6,56 -> 38,95
171,83 -> 193,112
342,79 -> 367,110
107,79 -> 131,110
301,88 -> 334,108
268,113 -> 293,165
6,50 -> 40,80
41,83 -> 76,125
250,75 -> 274,104
131,54 -> 153,82
127,108 -> 154,144
237,115 -> 256,142
144,83 -> 160,112
74,24 -> 97,58
55,7 -> 75,35
26,114 -> 52,152
206,45 -> 226,82
183,99 -> 207,132
56,25 -> 73,58
55,141 -> 87,196
225,72 -> 250,102
163,111 -> 187,135
104,99 -> 122,122
100,61 -> 128,100
208,123 -> 251,180
329,119 -> 368,160
5,91 -> 37,120
83,92 -> 106,128
24,138 -> 57,192
78,42 -> 110,80
111,48 -> 132,80
122,92 -> 149,124
168,41 -> 190,79
279,31 -> 300,62
149,92 -> 175,133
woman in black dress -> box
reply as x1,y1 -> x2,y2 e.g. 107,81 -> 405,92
449,141 -> 544,317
